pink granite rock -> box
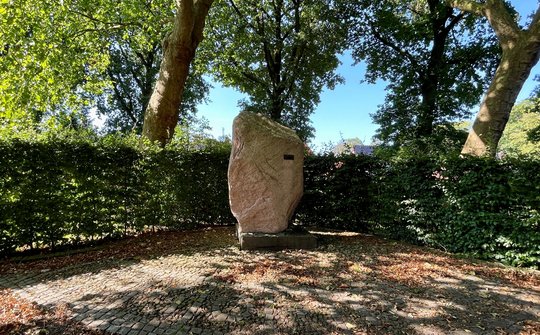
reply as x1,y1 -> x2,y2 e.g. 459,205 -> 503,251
228,111 -> 304,234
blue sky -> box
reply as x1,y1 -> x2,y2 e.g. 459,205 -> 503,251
197,1 -> 540,149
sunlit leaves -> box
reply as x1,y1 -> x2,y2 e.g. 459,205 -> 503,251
0,0 -> 179,130
1,0 -> 111,123
499,98 -> 540,157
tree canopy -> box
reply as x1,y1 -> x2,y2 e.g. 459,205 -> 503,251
1,0 -> 111,126
201,0 -> 347,141
90,7 -> 210,134
0,0 -> 210,137
344,0 -> 499,150
499,96 -> 540,157
1,0 -> 538,155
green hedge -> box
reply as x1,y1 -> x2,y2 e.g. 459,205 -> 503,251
1,138 -> 538,268
297,154 -> 539,268
296,154 -> 380,232
0,138 -> 234,254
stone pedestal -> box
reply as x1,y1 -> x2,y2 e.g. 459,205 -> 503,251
237,226 -> 317,250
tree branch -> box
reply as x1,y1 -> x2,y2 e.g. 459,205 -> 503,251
228,0 -> 260,36
174,0 -> 195,44
370,26 -> 423,78
446,0 -> 485,16
449,0 -> 521,45
444,11 -> 466,34
484,0 -> 520,44
69,9 -> 140,28
107,69 -> 137,124
241,70 -> 270,93
528,6 -> 540,41
69,27 -> 124,39
228,57 -> 272,96
283,0 -> 304,98
118,43 -> 145,90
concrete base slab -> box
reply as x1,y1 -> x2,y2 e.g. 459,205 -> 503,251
238,226 -> 317,250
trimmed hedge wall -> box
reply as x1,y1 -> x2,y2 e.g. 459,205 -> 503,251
296,155 -> 381,232
0,139 -> 233,254
1,138 -> 538,267
298,155 -> 539,268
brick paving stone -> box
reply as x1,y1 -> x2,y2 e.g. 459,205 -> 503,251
163,328 -> 177,335
142,324 -> 155,333
1,227 -> 539,335
111,318 -> 125,326
152,328 -> 165,335
88,319 -> 105,329
99,323 -> 112,331
107,325 -> 121,334
117,327 -> 131,335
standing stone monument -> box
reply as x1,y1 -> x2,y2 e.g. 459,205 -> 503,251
228,111 -> 316,250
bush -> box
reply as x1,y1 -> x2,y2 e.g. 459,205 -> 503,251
296,154 -> 380,232
0,136 -> 234,254
298,153 -> 539,268
1,133 -> 537,268
369,155 -> 540,268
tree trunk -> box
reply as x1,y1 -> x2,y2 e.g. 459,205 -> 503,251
449,0 -> 540,157
142,0 -> 213,146
462,42 -> 540,156
416,2 -> 452,139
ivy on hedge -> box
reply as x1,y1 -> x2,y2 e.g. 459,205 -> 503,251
0,137 -> 538,268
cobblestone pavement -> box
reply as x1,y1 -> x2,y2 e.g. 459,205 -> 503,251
1,228 -> 539,335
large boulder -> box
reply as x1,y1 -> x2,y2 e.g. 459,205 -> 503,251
228,111 -> 304,234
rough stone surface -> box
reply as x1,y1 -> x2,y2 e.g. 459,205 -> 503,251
228,111 -> 304,234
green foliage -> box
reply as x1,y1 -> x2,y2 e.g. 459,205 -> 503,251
373,156 -> 539,268
499,98 -> 540,157
343,0 -> 499,148
296,154 -> 380,232
202,0 -> 347,141
1,131 -> 537,268
0,0 -> 210,134
373,122 -> 469,160
89,0 -> 210,134
0,134 -> 233,255
0,0 -> 112,122
297,154 -> 539,268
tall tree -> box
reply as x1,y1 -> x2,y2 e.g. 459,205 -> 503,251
94,39 -> 209,134
142,0 -> 214,146
1,0 -> 211,143
448,0 -> 540,157
344,0 -> 499,149
202,0 -> 347,141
